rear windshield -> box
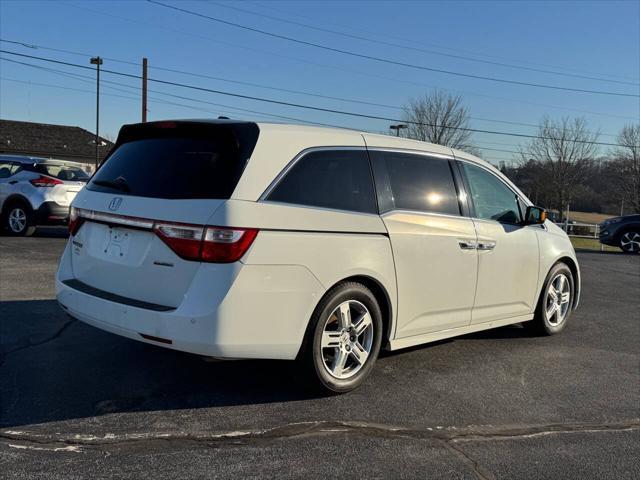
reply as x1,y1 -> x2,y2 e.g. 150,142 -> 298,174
87,122 -> 259,199
33,163 -> 90,182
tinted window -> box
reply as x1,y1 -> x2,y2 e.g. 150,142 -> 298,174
377,152 -> 460,215
267,150 -> 377,214
33,163 -> 89,182
461,162 -> 522,224
88,123 -> 258,199
0,161 -> 12,178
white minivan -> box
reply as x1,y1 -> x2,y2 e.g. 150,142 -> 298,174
56,120 -> 580,392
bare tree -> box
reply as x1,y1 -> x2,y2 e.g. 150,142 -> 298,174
401,90 -> 479,155
521,116 -> 599,220
611,124 -> 640,213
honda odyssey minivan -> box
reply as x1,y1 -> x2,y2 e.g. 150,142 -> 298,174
56,120 -> 580,392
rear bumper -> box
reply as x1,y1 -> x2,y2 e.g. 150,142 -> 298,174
35,201 -> 69,225
55,240 -> 324,360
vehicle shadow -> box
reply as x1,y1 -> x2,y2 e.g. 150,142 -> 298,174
34,227 -> 68,238
380,323 -> 530,358
573,249 -> 626,256
0,299 -> 319,428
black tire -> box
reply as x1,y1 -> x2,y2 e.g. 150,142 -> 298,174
618,230 -> 640,254
525,262 -> 575,336
2,201 -> 36,237
298,282 -> 383,394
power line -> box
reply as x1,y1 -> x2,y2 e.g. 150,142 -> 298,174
0,58 -> 358,130
36,6 -> 640,120
147,0 -> 639,98
251,0 -> 640,84
207,1 -> 639,87
0,38 -> 623,136
0,76 -> 542,157
1,49 -> 631,148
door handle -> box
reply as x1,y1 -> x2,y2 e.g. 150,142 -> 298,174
477,241 -> 496,251
8,180 -> 18,185
458,240 -> 477,250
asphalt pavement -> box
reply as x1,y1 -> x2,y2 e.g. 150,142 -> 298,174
1,228 -> 638,479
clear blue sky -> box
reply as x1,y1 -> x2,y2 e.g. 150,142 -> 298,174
1,0 -> 639,163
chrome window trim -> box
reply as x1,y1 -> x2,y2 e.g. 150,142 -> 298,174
259,146 -> 368,201
258,199 -> 381,218
380,208 -> 472,221
366,147 -> 455,161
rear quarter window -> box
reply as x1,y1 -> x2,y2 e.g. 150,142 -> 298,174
266,149 -> 377,214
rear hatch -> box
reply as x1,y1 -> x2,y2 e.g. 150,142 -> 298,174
32,162 -> 89,206
69,121 -> 259,308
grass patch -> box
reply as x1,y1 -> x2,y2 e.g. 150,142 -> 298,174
570,237 -> 618,252
567,211 -> 613,224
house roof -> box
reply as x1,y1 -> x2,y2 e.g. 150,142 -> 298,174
0,119 -> 114,162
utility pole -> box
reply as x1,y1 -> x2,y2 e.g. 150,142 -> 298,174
142,57 -> 148,122
390,124 -> 407,137
90,56 -> 103,170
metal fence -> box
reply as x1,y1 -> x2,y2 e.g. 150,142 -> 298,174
557,221 -> 600,238
555,221 -> 604,251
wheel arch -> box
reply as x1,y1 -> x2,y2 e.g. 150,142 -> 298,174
339,274 -> 394,348
1,194 -> 33,215
615,223 -> 640,242
550,256 -> 581,310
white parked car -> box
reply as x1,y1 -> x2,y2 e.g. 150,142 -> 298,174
56,120 -> 580,393
0,155 -> 89,236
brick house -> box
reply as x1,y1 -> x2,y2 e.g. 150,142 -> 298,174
0,119 -> 114,172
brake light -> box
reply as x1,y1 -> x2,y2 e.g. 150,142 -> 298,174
153,223 -> 258,263
153,223 -> 204,261
67,208 -> 258,263
201,227 -> 259,263
68,207 -> 84,236
30,175 -> 63,187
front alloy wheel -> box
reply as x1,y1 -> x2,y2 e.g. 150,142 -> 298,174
544,273 -> 571,327
620,231 -> 640,253
526,262 -> 574,335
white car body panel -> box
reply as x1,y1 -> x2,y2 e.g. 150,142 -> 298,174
382,211 -> 478,338
56,121 -> 580,362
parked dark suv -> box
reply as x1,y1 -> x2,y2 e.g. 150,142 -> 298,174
599,214 -> 640,253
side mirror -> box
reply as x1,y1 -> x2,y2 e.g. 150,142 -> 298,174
524,206 -> 547,225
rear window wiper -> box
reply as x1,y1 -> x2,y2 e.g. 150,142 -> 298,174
92,176 -> 131,193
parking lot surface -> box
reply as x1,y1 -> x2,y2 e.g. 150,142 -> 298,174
1,229 -> 639,479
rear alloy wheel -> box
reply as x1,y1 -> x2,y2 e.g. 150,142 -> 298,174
619,231 -> 640,254
320,300 -> 375,380
526,263 -> 574,336
5,205 -> 35,236
301,282 -> 382,393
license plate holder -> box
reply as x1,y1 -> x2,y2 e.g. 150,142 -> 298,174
101,226 -> 131,259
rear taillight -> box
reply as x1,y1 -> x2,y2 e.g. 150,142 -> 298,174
153,222 -> 205,261
201,227 -> 259,263
30,175 -> 63,187
68,207 -> 84,236
153,223 -> 258,263
68,208 -> 258,263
